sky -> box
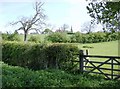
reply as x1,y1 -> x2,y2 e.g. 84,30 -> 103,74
0,0 -> 103,33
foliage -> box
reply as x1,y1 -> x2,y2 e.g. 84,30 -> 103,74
45,44 -> 79,70
70,32 -> 82,43
70,32 -> 119,43
86,1 -> 120,31
2,41 -> 79,70
28,35 -> 41,43
42,28 -> 53,34
2,41 -> 47,70
2,61 -> 120,88
2,31 -> 119,44
2,33 -> 21,41
46,32 -> 71,43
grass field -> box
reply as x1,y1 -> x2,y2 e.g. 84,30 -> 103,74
19,34 -> 47,42
74,40 -> 120,78
77,40 -> 119,56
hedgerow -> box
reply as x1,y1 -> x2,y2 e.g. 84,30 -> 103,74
70,32 -> 119,43
2,41 -> 79,70
46,32 -> 119,43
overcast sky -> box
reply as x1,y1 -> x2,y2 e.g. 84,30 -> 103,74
0,0 -> 103,33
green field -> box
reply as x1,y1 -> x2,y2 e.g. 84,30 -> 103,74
19,34 -> 47,42
73,40 -> 120,77
77,40 -> 119,56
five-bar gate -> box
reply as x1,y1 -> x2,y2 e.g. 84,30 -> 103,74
73,50 -> 120,80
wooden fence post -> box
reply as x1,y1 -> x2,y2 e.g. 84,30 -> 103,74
79,50 -> 84,73
86,50 -> 88,55
111,58 -> 114,79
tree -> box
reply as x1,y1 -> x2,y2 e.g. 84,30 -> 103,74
86,1 -> 120,32
81,20 -> 96,34
46,32 -> 70,43
61,24 -> 69,32
11,1 -> 46,42
43,28 -> 53,34
70,26 -> 73,33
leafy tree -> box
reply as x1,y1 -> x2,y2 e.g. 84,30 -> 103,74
11,1 -> 46,42
86,1 -> 120,32
42,28 -> 53,34
46,32 -> 70,43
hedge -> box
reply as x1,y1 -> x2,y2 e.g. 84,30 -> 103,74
46,43 -> 79,70
2,41 -> 79,70
46,32 -> 119,43
2,61 -> 120,88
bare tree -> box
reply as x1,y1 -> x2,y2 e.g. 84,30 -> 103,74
61,24 -> 69,32
11,1 -> 46,42
81,20 -> 96,34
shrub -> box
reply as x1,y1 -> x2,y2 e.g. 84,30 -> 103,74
2,61 -> 120,88
28,35 -> 41,43
2,41 -> 47,70
46,32 -> 71,43
2,41 -> 79,70
45,44 -> 79,71
2,33 -> 21,41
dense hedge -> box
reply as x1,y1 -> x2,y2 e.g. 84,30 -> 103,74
2,61 -> 120,88
46,44 -> 79,70
2,41 -> 48,70
70,32 -> 119,43
46,32 -> 119,43
2,41 -> 79,70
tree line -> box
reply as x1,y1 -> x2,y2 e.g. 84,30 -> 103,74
2,31 -> 119,43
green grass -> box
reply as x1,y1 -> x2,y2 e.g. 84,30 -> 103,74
1,61 -> 120,88
76,40 -> 119,56
19,34 -> 47,42
74,40 -> 120,77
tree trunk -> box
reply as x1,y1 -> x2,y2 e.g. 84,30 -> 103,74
24,32 -> 27,42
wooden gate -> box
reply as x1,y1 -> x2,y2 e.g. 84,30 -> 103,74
73,50 -> 120,80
